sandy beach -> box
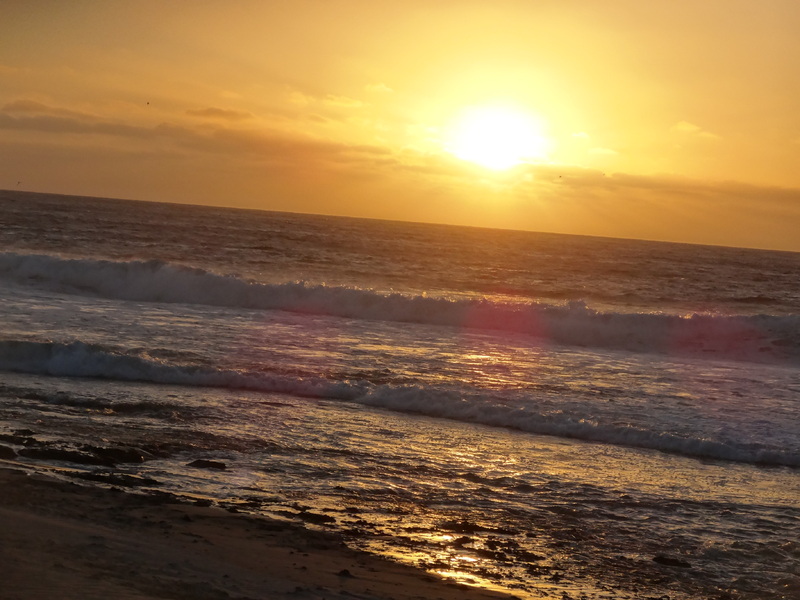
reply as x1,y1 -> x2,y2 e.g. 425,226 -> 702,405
0,467 -> 515,600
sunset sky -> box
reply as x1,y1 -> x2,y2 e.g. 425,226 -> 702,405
2,1 -> 800,250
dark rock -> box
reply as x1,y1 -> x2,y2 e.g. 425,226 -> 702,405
337,569 -> 354,578
297,511 -> 336,525
473,548 -> 507,561
186,459 -> 227,470
516,550 -> 545,562
653,555 -> 691,568
440,520 -> 484,534
0,444 -> 17,459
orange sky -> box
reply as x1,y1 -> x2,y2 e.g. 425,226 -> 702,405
2,1 -> 800,250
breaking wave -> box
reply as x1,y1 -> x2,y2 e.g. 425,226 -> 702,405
2,251 -> 799,362
0,339 -> 797,468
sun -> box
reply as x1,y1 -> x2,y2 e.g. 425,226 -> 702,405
446,105 -> 551,170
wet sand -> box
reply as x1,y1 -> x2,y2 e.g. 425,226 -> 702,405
0,467 -> 515,600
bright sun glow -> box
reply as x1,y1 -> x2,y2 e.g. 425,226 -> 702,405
447,105 -> 551,170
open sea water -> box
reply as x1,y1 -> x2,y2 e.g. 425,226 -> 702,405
1,189 -> 799,599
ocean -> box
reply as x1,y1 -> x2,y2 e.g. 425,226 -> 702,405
1,189 -> 798,599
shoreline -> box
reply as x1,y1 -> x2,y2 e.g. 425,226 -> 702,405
0,466 -> 516,600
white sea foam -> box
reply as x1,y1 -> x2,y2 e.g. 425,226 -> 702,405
2,252 -> 799,362
1,339 -> 797,468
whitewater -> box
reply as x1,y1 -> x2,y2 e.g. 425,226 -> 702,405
1,189 -> 799,599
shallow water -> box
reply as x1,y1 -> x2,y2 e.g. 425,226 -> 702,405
2,370 -> 798,599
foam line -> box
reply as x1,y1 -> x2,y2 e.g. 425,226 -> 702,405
1,339 -> 796,468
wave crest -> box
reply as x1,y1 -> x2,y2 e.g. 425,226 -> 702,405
2,251 -> 799,362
